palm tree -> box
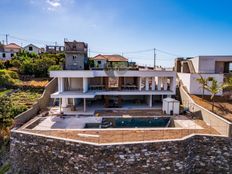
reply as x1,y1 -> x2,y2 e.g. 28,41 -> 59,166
205,79 -> 225,112
196,75 -> 208,99
224,76 -> 232,89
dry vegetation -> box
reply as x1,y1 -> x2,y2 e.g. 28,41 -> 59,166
191,95 -> 232,122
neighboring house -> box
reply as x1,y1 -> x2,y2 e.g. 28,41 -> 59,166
46,45 -> 64,54
23,44 -> 41,54
0,43 -> 21,60
175,56 -> 232,95
64,40 -> 88,70
92,54 -> 128,69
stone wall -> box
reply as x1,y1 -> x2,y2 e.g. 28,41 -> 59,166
10,131 -> 232,174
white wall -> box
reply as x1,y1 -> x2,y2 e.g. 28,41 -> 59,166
0,52 -> 15,60
190,57 -> 199,73
178,73 -> 224,96
24,45 -> 40,54
190,56 -> 232,74
94,60 -> 107,69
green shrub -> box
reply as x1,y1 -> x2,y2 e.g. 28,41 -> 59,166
0,60 -> 5,69
7,70 -> 18,79
0,70 -> 17,87
48,65 -> 63,72
10,105 -> 28,117
19,60 -> 34,75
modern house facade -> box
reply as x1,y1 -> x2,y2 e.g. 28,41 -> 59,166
176,56 -> 232,95
50,70 -> 176,114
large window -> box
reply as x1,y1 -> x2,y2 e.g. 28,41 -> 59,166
29,46 -> 33,51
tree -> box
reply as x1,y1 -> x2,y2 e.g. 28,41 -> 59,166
0,96 -> 14,140
196,75 -> 208,99
205,79 -> 225,112
224,76 -> 232,89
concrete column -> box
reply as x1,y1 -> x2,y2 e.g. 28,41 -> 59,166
73,98 -> 75,106
145,77 -> 149,91
61,98 -> 68,107
58,78 -> 61,92
170,77 -> 175,91
60,77 -> 64,92
83,77 -> 88,93
157,77 -> 161,90
139,77 -> 142,91
83,98 -> 86,112
152,77 -> 155,90
149,95 -> 152,108
58,77 -> 64,92
163,77 -> 168,90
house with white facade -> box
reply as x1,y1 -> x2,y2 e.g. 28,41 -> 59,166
0,43 -> 21,60
23,44 -> 41,54
92,54 -> 128,69
176,56 -> 232,95
50,70 -> 176,115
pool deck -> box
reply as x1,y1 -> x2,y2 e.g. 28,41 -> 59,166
20,112 -> 219,144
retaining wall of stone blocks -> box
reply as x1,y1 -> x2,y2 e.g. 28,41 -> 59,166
10,130 -> 232,174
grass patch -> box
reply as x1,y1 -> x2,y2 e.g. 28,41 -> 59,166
0,89 -> 12,96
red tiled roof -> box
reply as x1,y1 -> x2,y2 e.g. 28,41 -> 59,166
93,54 -> 128,62
4,43 -> 21,49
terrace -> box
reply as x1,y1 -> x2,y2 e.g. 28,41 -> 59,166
19,109 -> 220,144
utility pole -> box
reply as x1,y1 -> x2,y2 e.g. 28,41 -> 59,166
5,34 -> 9,45
154,48 -> 156,70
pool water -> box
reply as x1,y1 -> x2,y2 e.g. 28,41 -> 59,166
101,117 -> 170,128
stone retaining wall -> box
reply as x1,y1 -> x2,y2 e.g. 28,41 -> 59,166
10,131 -> 232,174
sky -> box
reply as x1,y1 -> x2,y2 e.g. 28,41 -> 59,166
1,0 -> 232,67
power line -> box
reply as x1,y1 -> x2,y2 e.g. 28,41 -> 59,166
90,47 -> 182,57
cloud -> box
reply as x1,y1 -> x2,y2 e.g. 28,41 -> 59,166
46,0 -> 61,11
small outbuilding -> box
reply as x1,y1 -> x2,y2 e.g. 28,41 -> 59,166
162,98 -> 180,115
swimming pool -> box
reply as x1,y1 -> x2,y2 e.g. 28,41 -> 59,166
85,117 -> 171,128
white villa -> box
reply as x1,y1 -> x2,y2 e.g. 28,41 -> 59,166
176,56 -> 232,95
50,70 -> 176,115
